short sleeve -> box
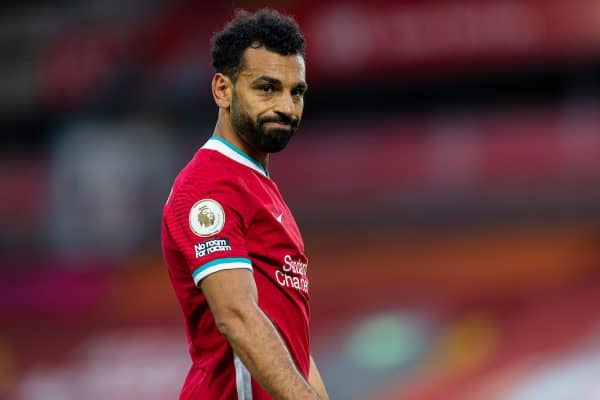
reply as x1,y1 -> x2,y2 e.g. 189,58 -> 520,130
165,180 -> 253,286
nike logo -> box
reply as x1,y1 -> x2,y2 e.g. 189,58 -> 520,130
276,213 -> 283,223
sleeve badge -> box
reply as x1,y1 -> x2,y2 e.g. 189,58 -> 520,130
189,199 -> 225,237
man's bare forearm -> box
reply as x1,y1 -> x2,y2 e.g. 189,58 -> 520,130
309,356 -> 329,400
217,303 -> 320,400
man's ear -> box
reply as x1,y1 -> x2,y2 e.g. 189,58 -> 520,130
212,73 -> 233,109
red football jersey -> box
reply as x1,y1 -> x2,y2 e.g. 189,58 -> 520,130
161,136 -> 311,399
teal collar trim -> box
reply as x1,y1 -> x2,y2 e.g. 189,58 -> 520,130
203,136 -> 270,178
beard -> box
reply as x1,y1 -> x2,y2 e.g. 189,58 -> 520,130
230,94 -> 299,154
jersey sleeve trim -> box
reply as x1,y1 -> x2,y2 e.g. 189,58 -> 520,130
192,257 -> 253,286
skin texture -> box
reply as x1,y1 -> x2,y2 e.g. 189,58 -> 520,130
203,46 -> 328,400
309,356 -> 329,400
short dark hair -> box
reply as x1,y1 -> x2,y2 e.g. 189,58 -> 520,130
211,8 -> 305,81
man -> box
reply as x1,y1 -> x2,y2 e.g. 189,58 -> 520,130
161,9 -> 329,400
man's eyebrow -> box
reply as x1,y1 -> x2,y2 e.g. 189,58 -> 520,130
251,75 -> 307,91
251,76 -> 283,86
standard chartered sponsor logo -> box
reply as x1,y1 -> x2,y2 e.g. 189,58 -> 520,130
276,271 -> 309,293
283,254 -> 307,275
275,254 -> 309,294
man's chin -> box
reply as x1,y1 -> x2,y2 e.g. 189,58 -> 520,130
260,130 -> 294,153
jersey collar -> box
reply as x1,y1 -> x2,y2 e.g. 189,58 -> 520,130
202,136 -> 270,178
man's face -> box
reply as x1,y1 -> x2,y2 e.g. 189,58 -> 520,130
230,46 -> 307,154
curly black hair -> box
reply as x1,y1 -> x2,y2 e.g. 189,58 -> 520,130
211,8 -> 305,81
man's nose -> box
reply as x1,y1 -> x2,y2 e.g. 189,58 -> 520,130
274,93 -> 294,116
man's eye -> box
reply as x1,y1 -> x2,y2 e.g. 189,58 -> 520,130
261,85 -> 272,93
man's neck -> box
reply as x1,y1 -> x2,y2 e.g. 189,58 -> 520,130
213,111 -> 268,170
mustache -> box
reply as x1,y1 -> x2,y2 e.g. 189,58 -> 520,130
259,114 -> 298,128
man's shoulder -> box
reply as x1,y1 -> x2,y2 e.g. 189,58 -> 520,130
167,149 -> 248,208
178,148 -> 241,184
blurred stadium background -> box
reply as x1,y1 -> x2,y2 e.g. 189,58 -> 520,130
2,0 -> 600,399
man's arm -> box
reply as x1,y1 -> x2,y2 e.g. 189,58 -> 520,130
309,356 -> 329,400
201,268 -> 320,400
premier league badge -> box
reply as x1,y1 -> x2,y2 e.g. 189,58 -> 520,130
189,199 -> 225,237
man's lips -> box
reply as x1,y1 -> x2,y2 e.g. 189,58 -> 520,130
263,121 -> 292,129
